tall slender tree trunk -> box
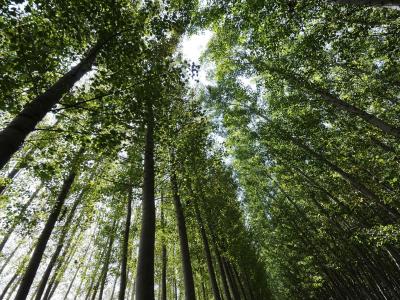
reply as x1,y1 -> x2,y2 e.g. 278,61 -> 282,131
89,268 -> 103,300
98,221 -> 117,300
232,266 -> 248,300
60,229 -> 95,300
329,0 -> 400,9
74,249 -> 96,300
110,276 -> 118,300
223,259 -> 241,300
118,187 -> 133,300
243,273 -> 256,300
288,134 -> 399,220
0,184 -> 43,252
214,245 -> 232,300
0,273 -> 18,300
193,199 -> 221,300
130,280 -> 136,300
62,262 -> 81,300
0,243 -> 21,276
161,195 -> 167,300
0,36 -> 117,169
0,147 -> 35,195
45,233 -> 80,300
14,169 -> 76,300
170,169 -> 196,300
136,99 -> 156,300
173,269 -> 178,300
34,187 -> 85,300
0,164 -> 20,195
266,66 -> 400,137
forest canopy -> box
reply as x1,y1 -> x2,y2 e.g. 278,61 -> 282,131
0,1 -> 399,299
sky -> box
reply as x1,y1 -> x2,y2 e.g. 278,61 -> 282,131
180,30 -> 214,86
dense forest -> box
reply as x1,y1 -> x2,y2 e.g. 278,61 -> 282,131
0,1 -> 399,299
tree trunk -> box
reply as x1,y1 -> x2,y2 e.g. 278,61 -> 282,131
171,169 -> 196,300
232,266 -> 248,300
0,243 -> 21,276
214,245 -> 232,300
45,235 -> 80,300
110,276 -> 118,300
135,99 -> 156,300
14,169 -> 76,300
42,226 -> 83,300
131,281 -> 136,300
287,134 -> 399,221
329,0 -> 400,9
0,273 -> 18,300
193,200 -> 221,300
243,273 -> 256,300
223,259 -> 241,300
0,38 -> 112,169
74,248 -> 96,300
118,187 -> 133,300
0,184 -> 42,252
161,195 -> 167,300
34,187 -> 85,300
268,67 -> 400,138
0,164 -> 20,195
98,222 -> 117,300
62,262 -> 81,300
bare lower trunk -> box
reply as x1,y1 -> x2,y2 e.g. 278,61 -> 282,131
34,187 -> 85,300
98,222 -> 117,300
194,200 -> 221,300
14,170 -> 76,300
0,243 -> 21,276
223,259 -> 241,300
232,266 -> 248,300
110,276 -> 118,300
62,262 -> 81,300
0,273 -> 18,300
135,99 -> 156,300
161,196 -> 167,300
118,188 -> 133,300
171,169 -> 196,300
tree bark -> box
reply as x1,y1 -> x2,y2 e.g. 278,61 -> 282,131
34,187 -> 85,300
161,195 -> 167,300
44,234 -> 80,300
135,99 -> 156,300
193,200 -> 221,300
0,38 -> 111,169
14,169 -> 76,300
286,133 -> 400,221
268,67 -> 400,138
232,266 -> 248,300
110,276 -> 118,300
118,187 -> 133,300
0,164 -> 20,195
62,262 -> 81,300
215,247 -> 232,300
0,243 -> 21,276
98,222 -> 117,300
171,169 -> 196,300
329,0 -> 400,9
223,259 -> 241,300
0,184 -> 42,252
0,273 -> 18,300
